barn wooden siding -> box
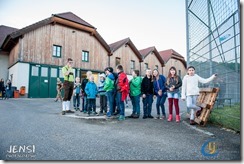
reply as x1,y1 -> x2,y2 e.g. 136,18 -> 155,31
110,45 -> 141,75
142,52 -> 163,75
9,24 -> 109,70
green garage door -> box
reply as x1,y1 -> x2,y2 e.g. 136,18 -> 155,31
29,65 -> 64,98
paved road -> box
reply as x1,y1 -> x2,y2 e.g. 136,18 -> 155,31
0,98 -> 240,160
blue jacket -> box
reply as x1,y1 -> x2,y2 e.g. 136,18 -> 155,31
85,81 -> 98,99
98,80 -> 106,95
153,75 -> 167,97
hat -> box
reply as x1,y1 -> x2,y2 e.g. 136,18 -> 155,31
104,67 -> 113,73
99,73 -> 106,78
57,78 -> 62,84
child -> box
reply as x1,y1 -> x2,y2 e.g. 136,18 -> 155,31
104,67 -> 115,117
115,65 -> 129,121
129,70 -> 142,119
97,73 -> 107,115
54,78 -> 63,102
153,69 -> 167,119
165,66 -> 182,122
181,66 -> 217,125
85,75 -> 98,116
73,77 -> 82,111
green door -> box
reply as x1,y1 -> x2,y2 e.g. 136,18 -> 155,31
40,67 -> 49,98
50,68 -> 58,98
29,65 -> 40,98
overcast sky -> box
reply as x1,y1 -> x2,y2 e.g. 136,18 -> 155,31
5,0 -> 241,59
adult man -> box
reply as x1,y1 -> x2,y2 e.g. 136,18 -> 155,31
62,58 -> 75,115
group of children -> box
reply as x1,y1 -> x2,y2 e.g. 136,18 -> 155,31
56,64 -> 217,125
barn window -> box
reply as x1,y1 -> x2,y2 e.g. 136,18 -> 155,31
144,63 -> 148,70
116,57 -> 120,66
82,51 -> 89,62
52,45 -> 62,58
130,60 -> 135,70
155,65 -> 158,70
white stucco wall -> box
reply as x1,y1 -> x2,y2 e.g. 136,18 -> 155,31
8,63 -> 29,93
0,53 -> 9,81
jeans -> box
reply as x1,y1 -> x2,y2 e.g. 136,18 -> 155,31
87,99 -> 96,114
106,90 -> 115,115
116,92 -> 125,116
99,95 -> 107,113
82,96 -> 87,111
73,94 -> 80,108
156,95 -> 167,116
186,95 -> 200,111
131,95 -> 140,115
142,94 -> 153,117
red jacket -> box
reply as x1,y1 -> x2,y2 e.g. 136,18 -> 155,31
117,72 -> 129,101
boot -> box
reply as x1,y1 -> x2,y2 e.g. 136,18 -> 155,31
167,114 -> 173,122
176,115 -> 180,123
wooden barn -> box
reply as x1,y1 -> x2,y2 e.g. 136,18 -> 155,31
159,49 -> 187,78
109,38 -> 143,77
0,12 -> 110,98
139,46 -> 164,76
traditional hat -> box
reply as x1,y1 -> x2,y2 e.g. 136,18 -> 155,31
57,78 -> 62,84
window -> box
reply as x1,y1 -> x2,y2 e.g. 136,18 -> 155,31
82,51 -> 89,62
130,60 -> 135,70
144,63 -> 148,70
155,65 -> 158,70
116,57 -> 121,66
52,45 -> 62,58
178,70 -> 181,78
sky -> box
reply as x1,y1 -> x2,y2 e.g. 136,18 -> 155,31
1,0 -> 187,58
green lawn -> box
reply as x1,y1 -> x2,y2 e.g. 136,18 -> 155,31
208,104 -> 240,132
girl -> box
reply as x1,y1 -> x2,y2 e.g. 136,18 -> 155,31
153,69 -> 167,119
165,67 -> 182,122
181,66 -> 217,125
54,78 -> 63,102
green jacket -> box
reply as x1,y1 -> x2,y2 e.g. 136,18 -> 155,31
104,77 -> 114,92
129,76 -> 142,96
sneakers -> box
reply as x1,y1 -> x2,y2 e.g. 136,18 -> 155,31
61,111 -> 65,115
97,111 -> 103,116
133,114 -> 139,119
118,115 -> 125,121
176,115 -> 180,123
148,115 -> 154,119
106,111 -> 112,117
66,110 -> 75,113
128,114 -> 136,118
143,116 -> 148,119
167,114 -> 173,122
160,115 -> 166,120
155,115 -> 160,119
190,120 -> 196,125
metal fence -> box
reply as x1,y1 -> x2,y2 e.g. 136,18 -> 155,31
186,0 -> 240,104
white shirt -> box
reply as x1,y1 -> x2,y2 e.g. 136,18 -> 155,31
181,74 -> 215,99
